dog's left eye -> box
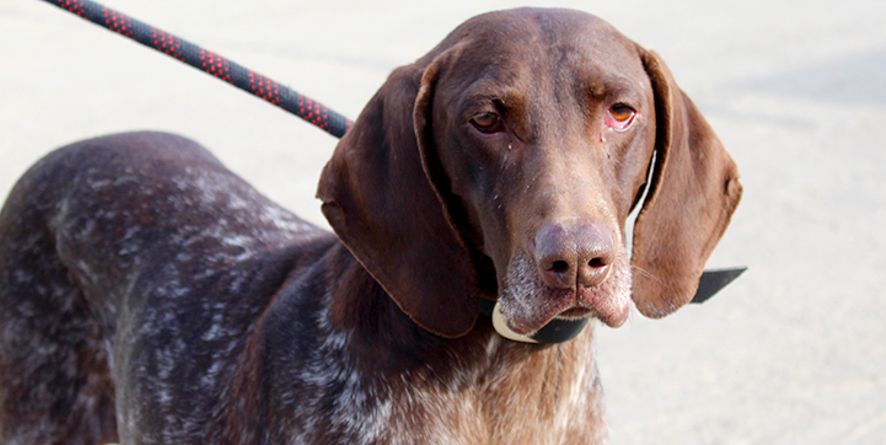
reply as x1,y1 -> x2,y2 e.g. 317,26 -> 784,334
470,112 -> 504,134
605,103 -> 636,131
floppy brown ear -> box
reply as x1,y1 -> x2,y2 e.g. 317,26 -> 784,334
316,52 -> 479,338
631,49 -> 743,318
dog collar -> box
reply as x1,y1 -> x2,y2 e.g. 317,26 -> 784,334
478,298 -> 589,344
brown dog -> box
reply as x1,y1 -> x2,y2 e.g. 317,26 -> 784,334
0,8 -> 740,444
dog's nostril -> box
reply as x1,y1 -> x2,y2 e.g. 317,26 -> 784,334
580,254 -> 613,287
549,260 -> 570,273
588,257 -> 608,269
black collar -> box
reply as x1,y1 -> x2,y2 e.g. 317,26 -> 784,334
478,298 -> 589,344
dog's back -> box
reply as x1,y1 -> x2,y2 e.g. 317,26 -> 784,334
0,131 -> 330,444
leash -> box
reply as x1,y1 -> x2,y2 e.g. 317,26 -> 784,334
39,0 -> 351,138
38,0 -> 746,344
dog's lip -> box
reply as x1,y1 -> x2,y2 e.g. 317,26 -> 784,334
557,306 -> 593,319
502,296 -> 588,335
501,286 -> 630,334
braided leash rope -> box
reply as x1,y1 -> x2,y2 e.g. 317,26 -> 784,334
40,0 -> 352,138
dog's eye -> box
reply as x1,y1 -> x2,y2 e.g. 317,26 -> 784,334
470,112 -> 503,134
605,103 -> 636,131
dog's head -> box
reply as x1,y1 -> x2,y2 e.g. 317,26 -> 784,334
317,8 -> 741,338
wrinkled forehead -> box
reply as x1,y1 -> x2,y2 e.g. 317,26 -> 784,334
435,8 -> 647,99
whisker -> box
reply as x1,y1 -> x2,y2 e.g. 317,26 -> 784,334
630,264 -> 665,285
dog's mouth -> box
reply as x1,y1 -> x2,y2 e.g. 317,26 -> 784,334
557,307 -> 593,319
496,252 -> 631,335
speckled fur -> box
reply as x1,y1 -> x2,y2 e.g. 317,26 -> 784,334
0,132 -> 610,444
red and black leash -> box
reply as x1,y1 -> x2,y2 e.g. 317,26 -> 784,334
40,0 -> 352,138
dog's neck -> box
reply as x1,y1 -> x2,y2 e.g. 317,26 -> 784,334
320,241 -> 609,443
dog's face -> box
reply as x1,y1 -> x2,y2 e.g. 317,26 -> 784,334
318,8 -> 741,338
421,12 -> 656,333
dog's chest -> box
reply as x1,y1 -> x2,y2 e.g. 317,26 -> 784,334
300,333 -> 608,445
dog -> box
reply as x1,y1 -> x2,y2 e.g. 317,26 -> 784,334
0,7 -> 741,444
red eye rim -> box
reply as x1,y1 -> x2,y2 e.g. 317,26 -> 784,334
605,103 -> 636,131
470,112 -> 504,134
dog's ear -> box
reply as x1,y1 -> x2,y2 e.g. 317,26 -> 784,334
631,48 -> 742,318
316,48 -> 479,338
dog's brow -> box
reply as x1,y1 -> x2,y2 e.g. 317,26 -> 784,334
459,91 -> 527,115
578,74 -> 643,105
605,74 -> 641,91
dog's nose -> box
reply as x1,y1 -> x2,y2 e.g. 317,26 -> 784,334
533,222 -> 614,289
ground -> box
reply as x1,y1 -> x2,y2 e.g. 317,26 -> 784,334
1,0 -> 884,443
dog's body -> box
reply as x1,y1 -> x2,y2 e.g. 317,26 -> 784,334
0,8 -> 740,445
0,132 -> 603,444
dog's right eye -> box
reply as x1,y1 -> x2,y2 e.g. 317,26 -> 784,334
470,112 -> 503,134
